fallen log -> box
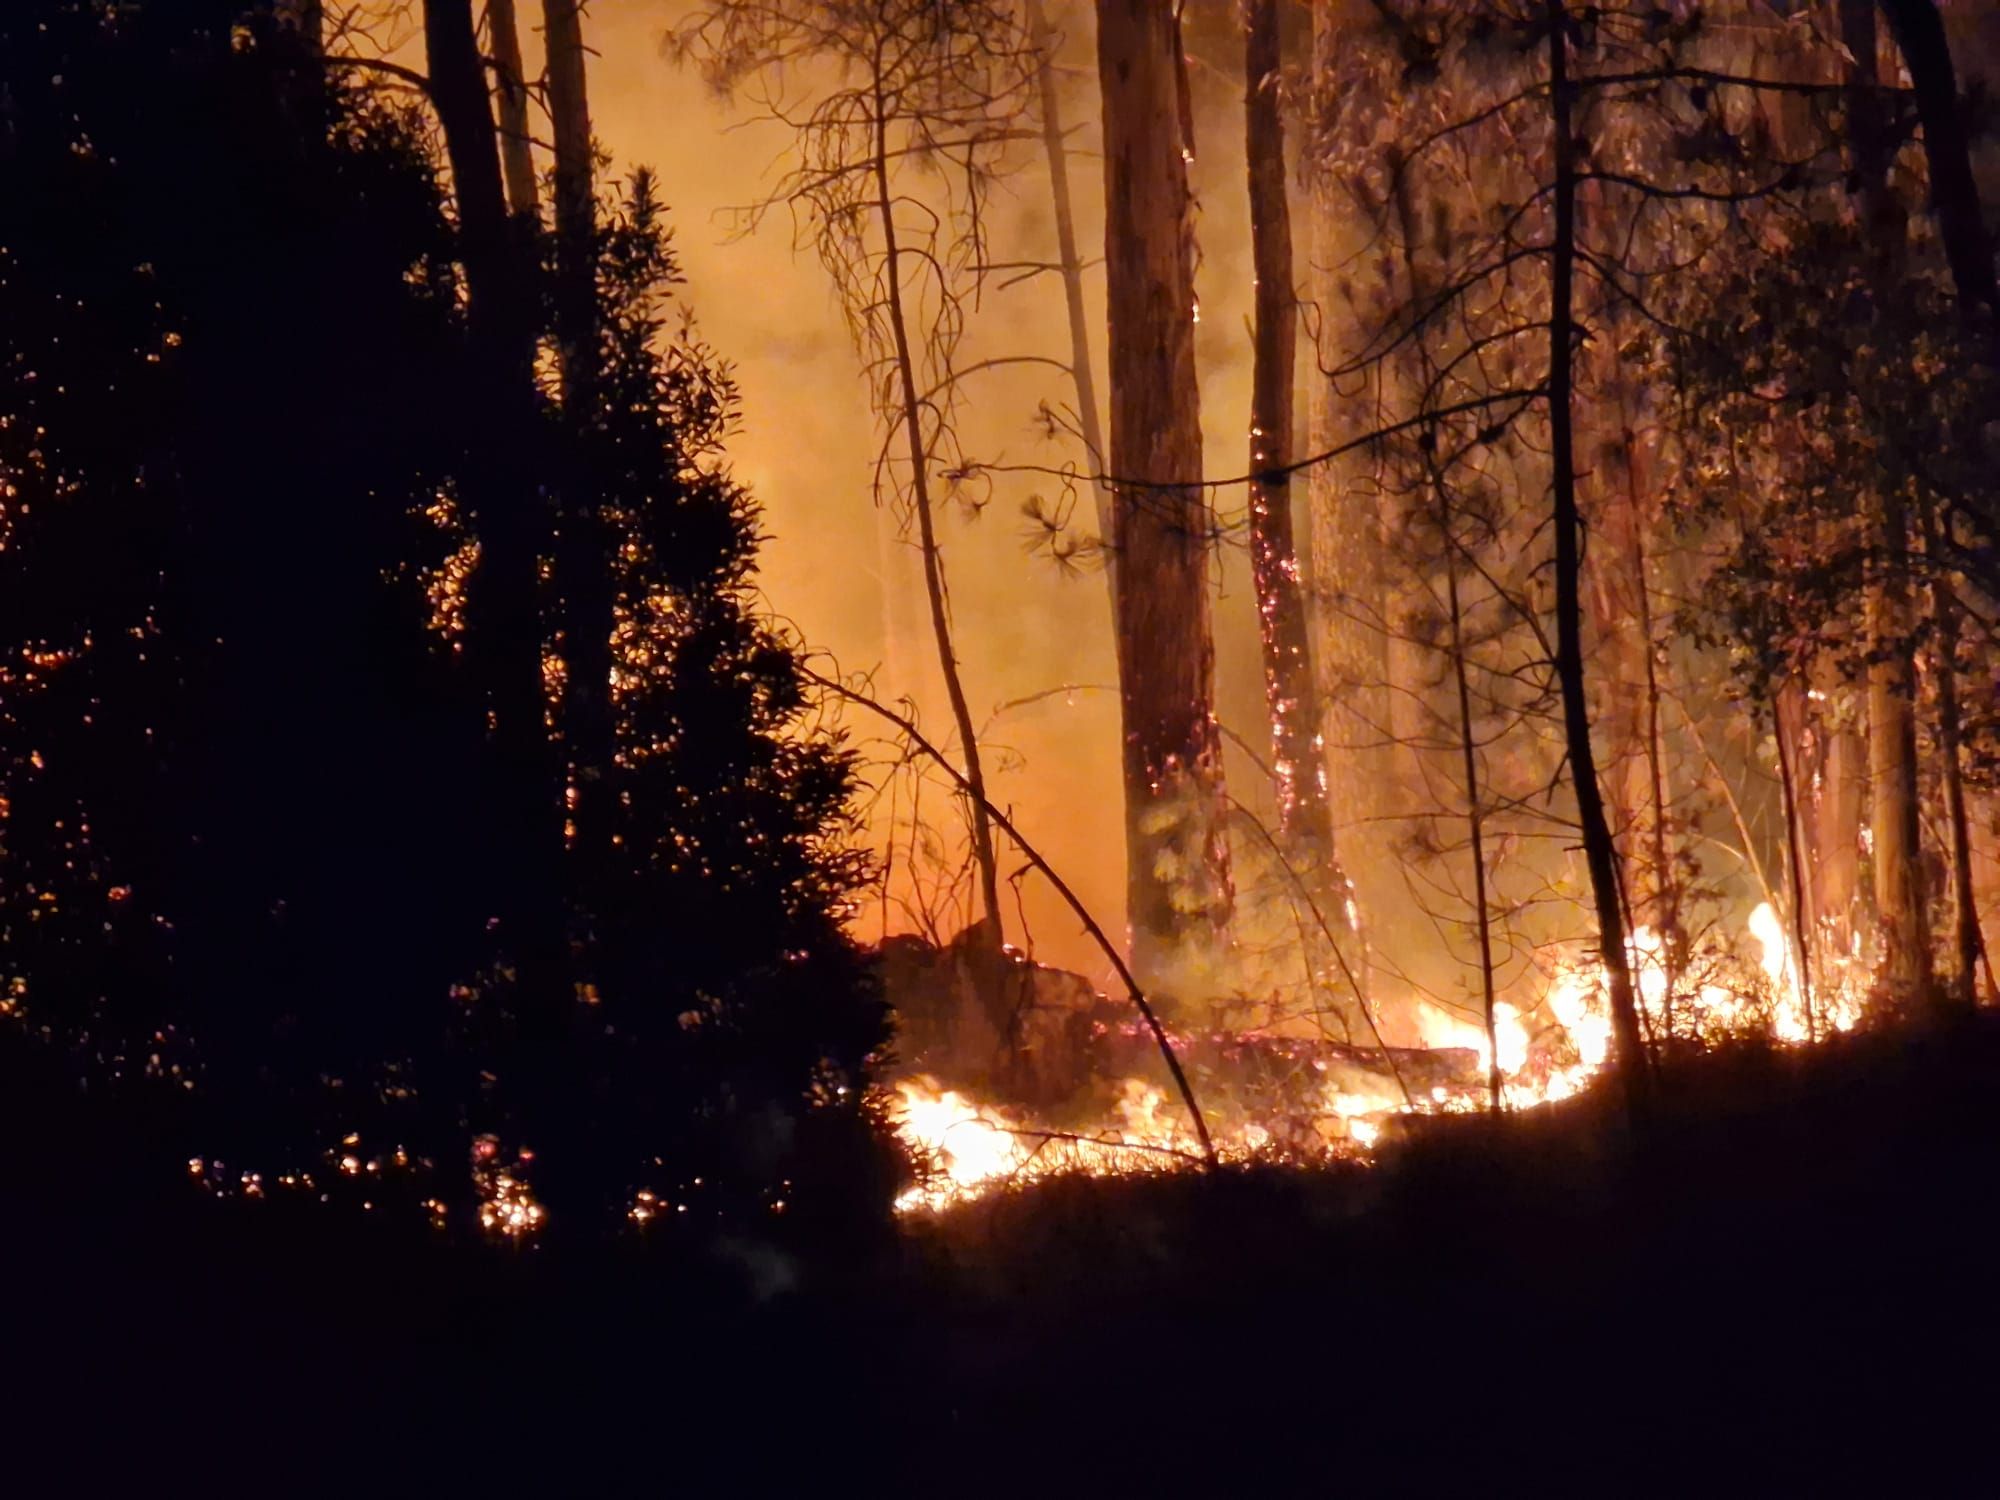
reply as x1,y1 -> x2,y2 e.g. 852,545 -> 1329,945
877,932 -> 1482,1122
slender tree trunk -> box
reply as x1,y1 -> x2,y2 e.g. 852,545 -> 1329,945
1845,0 -> 1935,1002
490,0 -> 540,221
1306,3 -> 1382,1001
871,87 -> 1002,951
1773,681 -> 1818,1038
1026,0 -> 1115,604
1244,0 -> 1343,885
1925,513 -> 1985,1002
1096,0 -> 1232,990
1443,501 -> 1500,1110
1868,488 -> 1933,998
542,0 -> 616,883
1813,655 -> 1866,963
1548,0 -> 1649,1111
1618,389 -> 1681,999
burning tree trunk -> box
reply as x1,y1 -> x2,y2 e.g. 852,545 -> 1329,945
1095,0 -> 1232,989
489,0 -> 540,221
1547,0 -> 1649,1110
1243,0 -> 1344,889
1026,0 -> 1115,605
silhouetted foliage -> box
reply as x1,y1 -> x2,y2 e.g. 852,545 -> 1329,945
0,0 -> 892,1242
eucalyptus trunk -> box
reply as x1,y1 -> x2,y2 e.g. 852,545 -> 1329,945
1244,0 -> 1340,881
1096,0 -> 1232,989
489,0 -> 540,220
1845,0 -> 1934,1002
1026,0 -> 1115,605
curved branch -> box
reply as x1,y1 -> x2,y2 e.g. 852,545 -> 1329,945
803,667 -> 1217,1165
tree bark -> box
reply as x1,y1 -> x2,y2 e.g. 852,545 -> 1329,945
1925,513 -> 1985,1002
1025,0 -> 1115,606
1548,0 -> 1649,1112
1811,656 -> 1865,964
489,0 -> 540,220
1306,3 -> 1387,1002
1845,0 -> 1935,1002
1244,0 -> 1342,881
1096,0 -> 1233,990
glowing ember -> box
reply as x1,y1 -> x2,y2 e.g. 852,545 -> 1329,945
472,1134 -> 546,1239
479,1172 -> 547,1238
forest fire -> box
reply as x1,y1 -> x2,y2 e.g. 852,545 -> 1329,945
889,901 -> 1857,1211
3,0 -> 1999,1481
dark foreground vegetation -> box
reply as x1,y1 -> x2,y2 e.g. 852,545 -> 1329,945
5,1012 -> 1992,1488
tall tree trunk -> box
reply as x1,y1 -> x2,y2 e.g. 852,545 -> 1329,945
1615,382 -> 1683,1001
1096,0 -> 1232,990
1026,0 -> 1115,605
1867,489 -> 1933,998
1441,487 -> 1499,1109
1306,3 -> 1382,1001
1773,680 -> 1818,1038
542,0 -> 616,883
1548,0 -> 1649,1110
871,85 -> 1002,952
1811,655 -> 1866,965
490,0 -> 540,221
1845,0 -> 1935,1002
1243,0 -> 1343,887
1925,512 -> 1985,1002
1877,0 -> 1999,341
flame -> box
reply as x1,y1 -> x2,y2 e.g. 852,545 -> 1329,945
889,1075 -> 1277,1214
